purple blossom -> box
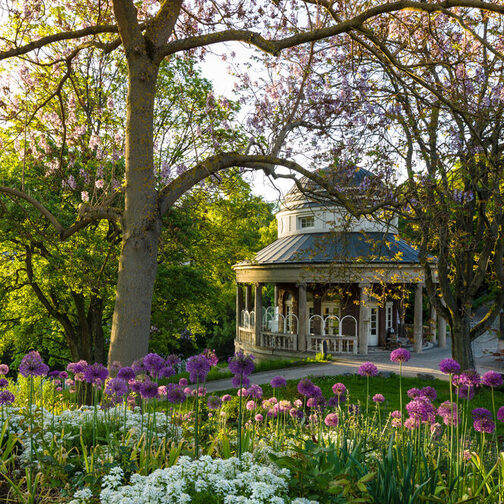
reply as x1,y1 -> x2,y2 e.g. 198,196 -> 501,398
472,407 -> 492,420
19,351 -> 49,377
179,378 -> 188,387
391,410 -> 402,419
202,349 -> 219,367
473,417 -> 495,434
165,354 -> 181,368
59,371 -> 68,379
458,369 -> 481,388
0,378 -> 8,389
166,384 -> 186,404
207,395 -> 222,410
128,380 -> 142,393
105,378 -> 128,399
481,371 -> 503,388
358,362 -> 378,377
255,414 -> 264,422
439,358 -> 461,375
373,394 -> 385,403
289,408 -> 304,420
324,413 -> 339,427
83,363 -> 109,385
232,375 -> 250,388
297,378 -> 317,397
406,397 -> 436,423
186,354 -> 212,384
0,364 -> 9,375
140,380 -> 159,399
132,359 -> 147,375
117,367 -> 135,381
420,386 -> 437,401
307,395 -> 326,410
159,366 -> 176,378
270,376 -> 287,388
328,394 -> 347,407
497,406 -> 504,422
67,360 -> 88,374
247,384 -> 263,399
332,382 -> 346,396
143,353 -> 165,376
221,394 -> 232,402
246,400 -> 256,411
0,390 -> 15,406
390,348 -> 411,363
407,388 -> 421,399
228,351 -> 255,377
438,401 -> 459,426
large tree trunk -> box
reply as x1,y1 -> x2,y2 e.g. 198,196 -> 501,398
107,54 -> 161,366
450,314 -> 474,370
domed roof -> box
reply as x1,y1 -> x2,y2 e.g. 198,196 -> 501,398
282,166 -> 376,210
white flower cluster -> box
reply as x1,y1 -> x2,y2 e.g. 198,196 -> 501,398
99,454 -> 318,504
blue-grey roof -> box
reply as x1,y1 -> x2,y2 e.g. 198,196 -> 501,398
238,232 -> 425,266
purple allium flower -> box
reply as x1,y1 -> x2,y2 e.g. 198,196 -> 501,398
324,412 -> 339,427
332,382 -> 347,396
0,390 -> 15,406
472,407 -> 492,420
391,410 -> 402,419
358,362 -> 378,377
105,378 -> 128,399
373,394 -> 385,403
297,378 -> 316,397
404,417 -> 420,430
165,354 -> 181,368
228,351 -> 255,377
47,370 -> 60,379
128,380 -> 142,393
140,380 -> 159,399
207,395 -> 223,410
59,371 -> 68,379
202,349 -> 219,367
289,408 -> 304,420
221,394 -> 232,402
246,400 -> 256,411
232,375 -> 250,388
390,348 -> 411,363
83,363 -> 109,385
328,394 -> 347,407
420,386 -> 437,401
132,359 -> 147,375
159,366 -> 176,378
186,354 -> 212,384
179,378 -> 188,387
497,406 -> 504,422
439,358 -> 461,375
19,351 -> 49,377
270,376 -> 287,388
143,353 -> 165,376
255,414 -> 263,422
117,367 -> 136,381
166,384 -> 186,404
406,397 -> 436,423
0,378 -> 8,389
0,364 -> 9,375
458,369 -> 481,388
473,417 -> 495,434
407,388 -> 421,399
481,371 -> 503,388
307,396 -> 326,410
67,360 -> 88,374
247,384 -> 263,399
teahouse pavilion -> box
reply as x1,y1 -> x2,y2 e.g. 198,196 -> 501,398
233,168 -> 445,361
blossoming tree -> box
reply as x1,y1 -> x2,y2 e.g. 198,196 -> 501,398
1,1 -> 504,366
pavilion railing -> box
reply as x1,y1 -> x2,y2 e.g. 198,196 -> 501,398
307,314 -> 358,354
260,331 -> 297,351
237,327 -> 255,346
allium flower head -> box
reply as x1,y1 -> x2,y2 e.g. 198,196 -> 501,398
67,360 -> 88,374
117,366 -> 135,381
246,400 -> 256,411
439,358 -> 461,375
247,384 -> 263,399
165,384 -> 186,404
391,410 -> 402,419
207,395 -> 223,410
473,417 -> 495,434
0,364 -> 9,375
458,369 -> 481,388
373,394 -> 385,403
159,366 -> 176,378
406,397 -> 436,423
59,371 -> 68,379
143,353 -> 165,376
179,378 -> 188,387
19,351 -> 49,377
390,348 -> 411,363
0,390 -> 15,406
132,359 -> 147,375
270,376 -> 287,388
481,371 -> 503,388
83,363 -> 109,385
186,354 -> 212,384
472,407 -> 492,420
228,351 -> 255,377
221,394 -> 232,402
0,378 -> 8,389
165,354 -> 181,368
297,378 -> 316,397
324,413 -> 339,427
497,406 -> 504,422
202,349 -> 219,367
255,414 -> 263,422
105,378 -> 128,399
358,362 -> 378,377
407,388 -> 421,399
140,380 -> 159,399
128,380 -> 142,393
306,396 -> 326,410
332,382 -> 346,396
328,394 -> 347,407
420,386 -> 437,401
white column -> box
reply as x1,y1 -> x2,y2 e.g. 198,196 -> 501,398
236,284 -> 243,340
297,283 -> 307,352
359,283 -> 370,355
413,283 -> 423,353
254,283 -> 263,346
430,305 -> 437,344
438,315 -> 447,348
